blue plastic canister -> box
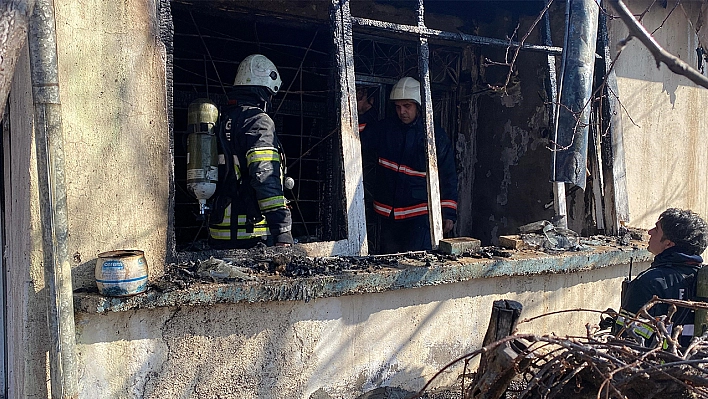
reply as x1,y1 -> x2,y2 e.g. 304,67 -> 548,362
95,250 -> 148,297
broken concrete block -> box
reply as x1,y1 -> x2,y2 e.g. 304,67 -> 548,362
309,388 -> 334,399
354,387 -> 414,399
498,235 -> 531,250
438,237 -> 481,255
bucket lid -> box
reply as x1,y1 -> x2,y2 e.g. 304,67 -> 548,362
98,249 -> 145,259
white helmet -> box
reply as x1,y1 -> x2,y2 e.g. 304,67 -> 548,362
390,77 -> 421,106
233,54 -> 282,95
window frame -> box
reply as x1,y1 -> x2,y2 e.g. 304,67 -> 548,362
325,0 -> 444,256
167,0 -> 627,257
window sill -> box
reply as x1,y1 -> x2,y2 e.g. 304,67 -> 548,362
74,242 -> 650,314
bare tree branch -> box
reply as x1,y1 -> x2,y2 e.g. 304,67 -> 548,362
608,0 -> 708,89
0,0 -> 35,119
416,300 -> 708,399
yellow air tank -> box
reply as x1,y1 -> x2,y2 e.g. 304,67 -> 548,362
186,99 -> 219,215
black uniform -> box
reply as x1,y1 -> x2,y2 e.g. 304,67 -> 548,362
361,114 -> 458,253
209,94 -> 293,248
615,246 -> 703,347
358,107 -> 379,133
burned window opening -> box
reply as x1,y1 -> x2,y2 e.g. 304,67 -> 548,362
168,1 -> 468,254
170,4 -> 345,250
164,0 -> 626,257
351,34 -> 462,253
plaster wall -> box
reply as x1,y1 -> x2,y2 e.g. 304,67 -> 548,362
611,0 -> 708,229
7,43 -> 48,399
53,0 -> 170,289
6,0 -> 170,396
6,1 -> 673,397
75,262 -> 637,399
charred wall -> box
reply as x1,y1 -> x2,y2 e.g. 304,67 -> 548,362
468,5 -> 560,245
169,0 -> 594,251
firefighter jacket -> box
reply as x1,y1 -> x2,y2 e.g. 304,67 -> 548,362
615,246 -> 702,347
208,100 -> 293,248
361,115 -> 458,223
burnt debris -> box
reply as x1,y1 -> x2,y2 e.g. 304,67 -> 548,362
152,229 -> 642,294
154,242 -> 515,293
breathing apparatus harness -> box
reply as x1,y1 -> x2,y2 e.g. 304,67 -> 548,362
209,88 -> 289,228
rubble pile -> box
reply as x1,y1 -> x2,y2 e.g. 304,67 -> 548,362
152,242 -> 516,293
154,225 -> 640,293
513,221 -> 643,252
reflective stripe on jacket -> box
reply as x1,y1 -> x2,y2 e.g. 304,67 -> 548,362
615,247 -> 703,348
210,205 -> 269,241
208,101 -> 293,247
361,115 -> 458,222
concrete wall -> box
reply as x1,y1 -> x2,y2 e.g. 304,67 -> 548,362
5,0 -> 170,397
611,0 -> 708,229
54,0 -> 171,289
75,261 -> 638,399
7,43 -> 47,399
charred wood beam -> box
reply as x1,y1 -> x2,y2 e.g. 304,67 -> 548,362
542,3 -> 568,228
468,300 -> 525,399
331,0 -> 368,255
541,7 -> 557,136
481,300 -> 523,348
354,74 -> 399,86
352,17 -> 563,55
417,0 -> 444,249
598,5 -> 629,233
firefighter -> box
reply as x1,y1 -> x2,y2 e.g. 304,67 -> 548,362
356,86 -> 378,132
209,54 -> 293,248
360,77 -> 458,253
614,208 -> 708,347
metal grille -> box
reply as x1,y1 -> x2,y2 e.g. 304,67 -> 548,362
169,4 -> 464,250
170,5 -> 337,248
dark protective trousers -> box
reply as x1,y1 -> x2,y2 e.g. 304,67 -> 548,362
379,216 -> 431,254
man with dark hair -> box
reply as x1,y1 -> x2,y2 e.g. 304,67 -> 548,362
360,77 -> 458,253
356,86 -> 378,132
615,208 -> 708,347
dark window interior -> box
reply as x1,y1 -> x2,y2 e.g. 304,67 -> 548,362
169,1 -> 607,253
171,5 -> 343,249
170,2 -> 463,253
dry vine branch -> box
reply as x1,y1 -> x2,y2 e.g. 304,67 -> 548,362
493,0 -> 556,93
608,0 -> 708,89
415,298 -> 708,399
650,0 -> 681,35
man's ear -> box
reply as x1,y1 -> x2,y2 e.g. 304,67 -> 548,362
664,239 -> 676,249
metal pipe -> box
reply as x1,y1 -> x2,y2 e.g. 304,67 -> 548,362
28,0 -> 78,397
552,0 -> 599,190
